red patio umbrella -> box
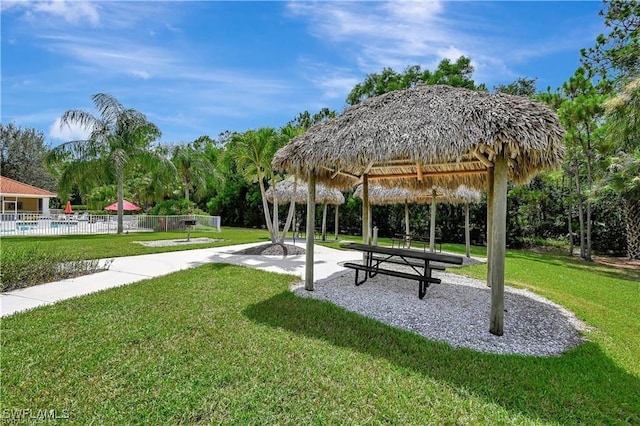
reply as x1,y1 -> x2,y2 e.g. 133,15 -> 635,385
64,200 -> 73,214
104,200 -> 142,211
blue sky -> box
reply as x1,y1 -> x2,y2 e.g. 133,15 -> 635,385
2,1 -> 605,147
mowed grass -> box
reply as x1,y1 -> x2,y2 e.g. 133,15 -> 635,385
2,264 -> 639,424
0,226 -> 273,260
2,230 -> 639,423
459,250 -> 640,379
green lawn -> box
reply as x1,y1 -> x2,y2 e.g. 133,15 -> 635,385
0,226 -> 273,259
2,229 -> 639,424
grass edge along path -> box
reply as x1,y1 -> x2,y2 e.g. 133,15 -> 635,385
2,264 -> 639,424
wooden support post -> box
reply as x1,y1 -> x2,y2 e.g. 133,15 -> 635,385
486,167 -> 494,288
321,203 -> 328,241
429,189 -> 437,252
465,202 -> 471,257
489,155 -> 507,336
404,200 -> 410,236
305,174 -> 316,291
362,174 -> 370,261
334,204 -> 339,241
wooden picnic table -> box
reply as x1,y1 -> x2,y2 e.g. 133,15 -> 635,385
341,242 -> 463,299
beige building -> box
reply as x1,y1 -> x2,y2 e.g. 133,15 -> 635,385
0,176 -> 57,217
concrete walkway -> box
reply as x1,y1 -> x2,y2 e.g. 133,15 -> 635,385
1,241 -> 359,318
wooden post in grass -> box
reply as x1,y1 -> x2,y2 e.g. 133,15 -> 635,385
429,189 -> 437,252
305,173 -> 316,291
362,174 -> 370,259
486,167 -> 494,287
321,203 -> 328,241
334,204 -> 339,240
465,202 -> 471,257
490,155 -> 507,336
404,200 -> 410,236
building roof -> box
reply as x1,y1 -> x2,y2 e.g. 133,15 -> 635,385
0,176 -> 57,198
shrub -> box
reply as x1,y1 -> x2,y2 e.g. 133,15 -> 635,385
0,245 -> 108,292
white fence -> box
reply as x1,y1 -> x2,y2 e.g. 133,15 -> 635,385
0,214 -> 221,237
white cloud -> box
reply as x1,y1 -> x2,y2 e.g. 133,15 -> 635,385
4,0 -> 101,26
49,116 -> 92,142
287,1 -> 516,84
33,0 -> 100,25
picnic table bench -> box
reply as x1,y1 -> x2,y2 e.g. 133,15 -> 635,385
391,233 -> 442,252
341,242 -> 463,299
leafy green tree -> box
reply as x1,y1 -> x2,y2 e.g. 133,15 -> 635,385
581,0 -> 640,81
287,108 -> 337,130
0,123 -> 57,190
558,68 -> 608,260
494,77 -> 537,96
47,93 -> 175,234
582,0 -> 639,258
601,78 -> 640,258
346,57 -> 485,105
171,142 -> 215,202
231,127 -> 283,243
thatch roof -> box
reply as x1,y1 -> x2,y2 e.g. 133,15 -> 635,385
265,176 -> 345,205
353,184 -> 482,205
273,84 -> 564,190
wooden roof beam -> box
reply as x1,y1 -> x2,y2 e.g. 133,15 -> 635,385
474,151 -> 494,168
321,166 -> 360,180
369,169 -> 488,180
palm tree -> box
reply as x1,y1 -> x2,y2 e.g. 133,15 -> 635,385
231,128 -> 282,243
47,93 -> 175,234
276,125 -> 305,243
171,143 -> 215,202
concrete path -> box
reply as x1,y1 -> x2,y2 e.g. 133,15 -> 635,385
1,241 -> 359,318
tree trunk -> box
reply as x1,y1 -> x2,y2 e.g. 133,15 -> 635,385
258,177 -> 275,243
568,203 -> 574,256
585,140 -> 593,261
279,201 -> 296,243
575,161 -> 586,259
279,178 -> 298,243
625,198 -> 640,260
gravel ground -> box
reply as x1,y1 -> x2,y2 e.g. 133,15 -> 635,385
293,267 -> 588,356
233,243 -> 306,256
137,237 -> 223,247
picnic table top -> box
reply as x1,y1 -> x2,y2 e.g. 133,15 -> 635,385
341,242 -> 463,264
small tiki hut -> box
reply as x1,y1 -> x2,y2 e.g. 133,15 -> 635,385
353,184 -> 481,256
266,176 -> 345,241
273,84 -> 564,335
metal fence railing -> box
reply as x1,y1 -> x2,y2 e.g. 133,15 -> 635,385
0,214 -> 221,237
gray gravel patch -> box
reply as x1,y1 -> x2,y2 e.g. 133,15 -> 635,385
293,268 -> 588,356
233,243 -> 305,256
137,237 -> 223,247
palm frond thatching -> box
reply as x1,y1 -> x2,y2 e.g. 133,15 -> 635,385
273,84 -> 564,190
353,184 -> 481,205
265,176 -> 345,205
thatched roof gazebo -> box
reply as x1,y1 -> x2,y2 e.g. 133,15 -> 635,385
354,184 -> 482,256
273,84 -> 564,335
266,176 -> 345,241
